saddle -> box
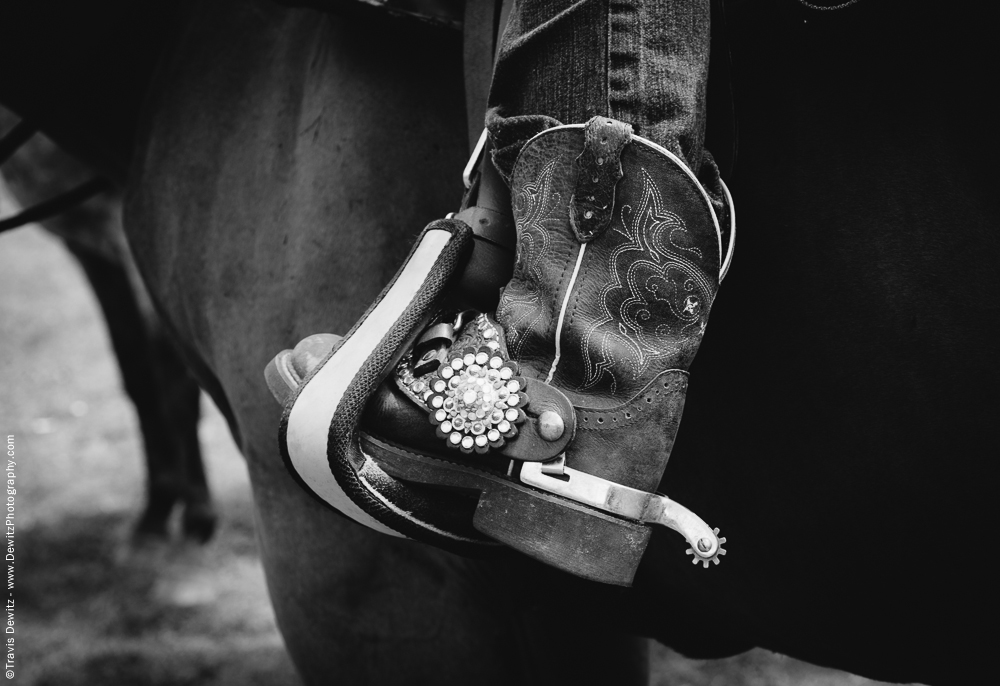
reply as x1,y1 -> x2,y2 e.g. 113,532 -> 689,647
266,112 -> 734,585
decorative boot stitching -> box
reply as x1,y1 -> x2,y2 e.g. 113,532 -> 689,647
578,168 -> 715,395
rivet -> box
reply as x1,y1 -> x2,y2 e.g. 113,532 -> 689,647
596,157 -> 604,165
538,411 -> 565,441
697,538 -> 713,553
584,210 -> 594,219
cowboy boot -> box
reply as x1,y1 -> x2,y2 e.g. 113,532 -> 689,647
269,116 -> 733,584
459,116 -> 734,582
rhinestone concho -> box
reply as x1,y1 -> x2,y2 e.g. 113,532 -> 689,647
424,346 -> 526,454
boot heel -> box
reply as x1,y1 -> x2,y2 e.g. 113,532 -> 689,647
473,481 -> 650,586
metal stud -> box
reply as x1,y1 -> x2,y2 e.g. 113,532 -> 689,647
538,411 -> 565,442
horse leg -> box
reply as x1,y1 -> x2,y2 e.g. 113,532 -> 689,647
63,240 -> 214,540
148,325 -> 216,542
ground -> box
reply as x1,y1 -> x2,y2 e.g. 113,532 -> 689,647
0,183 -> 892,685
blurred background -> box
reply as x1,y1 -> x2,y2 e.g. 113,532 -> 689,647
0,121 -> 890,685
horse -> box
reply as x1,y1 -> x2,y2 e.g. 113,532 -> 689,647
2,0 -> 994,684
0,108 -> 215,542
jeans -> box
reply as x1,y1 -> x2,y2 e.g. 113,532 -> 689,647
486,0 -> 724,212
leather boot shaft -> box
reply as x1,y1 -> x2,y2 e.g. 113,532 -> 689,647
498,117 -> 724,491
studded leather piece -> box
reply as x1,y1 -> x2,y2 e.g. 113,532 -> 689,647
570,117 -> 633,242
390,313 -> 577,462
498,118 -> 722,492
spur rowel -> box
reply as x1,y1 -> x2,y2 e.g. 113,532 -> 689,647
467,116 -> 734,584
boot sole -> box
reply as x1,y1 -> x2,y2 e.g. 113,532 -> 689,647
362,433 -> 649,585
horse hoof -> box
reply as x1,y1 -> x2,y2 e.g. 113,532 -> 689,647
133,507 -> 172,540
182,503 -> 218,543
132,520 -> 170,541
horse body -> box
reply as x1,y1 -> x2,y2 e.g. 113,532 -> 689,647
675,5 -> 996,681
3,0 -> 993,683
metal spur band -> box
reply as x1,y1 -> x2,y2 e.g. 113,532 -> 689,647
382,311 -> 727,569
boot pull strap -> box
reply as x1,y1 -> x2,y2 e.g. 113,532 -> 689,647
570,117 -> 633,243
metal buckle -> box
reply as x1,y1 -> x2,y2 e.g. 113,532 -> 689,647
463,129 -> 489,189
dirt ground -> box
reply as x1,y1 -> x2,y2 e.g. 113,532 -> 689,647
0,184 -> 892,685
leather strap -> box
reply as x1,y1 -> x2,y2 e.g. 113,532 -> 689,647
463,0 -> 499,155
463,0 -> 514,155
0,118 -> 38,166
570,117 -> 633,242
452,106 -> 516,310
454,206 -> 514,250
0,117 -> 112,235
0,177 -> 113,235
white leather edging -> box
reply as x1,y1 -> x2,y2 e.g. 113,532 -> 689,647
544,242 -> 587,384
284,229 -> 454,537
719,179 -> 736,283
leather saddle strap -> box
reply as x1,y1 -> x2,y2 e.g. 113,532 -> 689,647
0,177 -> 113,235
0,118 -> 38,166
280,220 -> 495,552
463,0 -> 514,155
0,117 -> 112,235
453,153 -> 515,250
456,1 -> 518,306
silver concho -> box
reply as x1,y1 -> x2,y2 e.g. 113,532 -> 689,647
396,314 -> 527,454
